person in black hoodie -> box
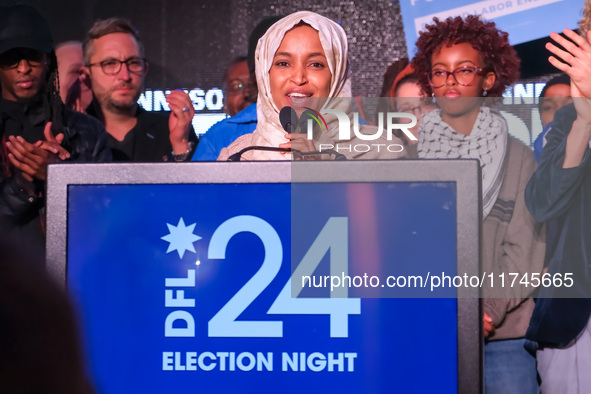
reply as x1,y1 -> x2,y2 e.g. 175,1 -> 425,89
0,3 -> 111,264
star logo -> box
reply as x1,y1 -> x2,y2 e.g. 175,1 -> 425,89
161,218 -> 202,258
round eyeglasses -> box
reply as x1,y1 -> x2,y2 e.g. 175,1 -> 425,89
86,57 -> 148,76
427,66 -> 483,88
226,81 -> 245,95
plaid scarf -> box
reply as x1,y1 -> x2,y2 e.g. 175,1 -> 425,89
418,106 -> 508,219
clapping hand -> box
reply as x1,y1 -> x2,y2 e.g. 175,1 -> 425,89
5,122 -> 70,182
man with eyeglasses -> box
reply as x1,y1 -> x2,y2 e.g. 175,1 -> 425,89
0,4 -> 111,263
83,18 -> 198,162
223,56 -> 250,117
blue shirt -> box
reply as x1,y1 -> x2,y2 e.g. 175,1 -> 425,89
192,103 -> 257,161
533,123 -> 552,163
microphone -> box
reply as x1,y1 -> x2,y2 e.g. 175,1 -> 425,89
279,106 -> 299,133
227,107 -> 346,161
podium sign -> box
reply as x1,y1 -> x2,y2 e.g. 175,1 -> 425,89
46,161 -> 481,394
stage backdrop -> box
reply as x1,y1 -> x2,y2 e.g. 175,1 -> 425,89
399,0 -> 585,57
5,0 -> 407,132
1,0 -> 579,134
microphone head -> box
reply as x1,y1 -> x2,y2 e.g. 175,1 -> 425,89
279,106 -> 298,133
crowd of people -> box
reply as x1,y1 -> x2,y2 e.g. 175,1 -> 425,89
1,1 -> 590,393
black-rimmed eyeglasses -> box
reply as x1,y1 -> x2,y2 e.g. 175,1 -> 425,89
86,57 -> 148,75
427,66 -> 483,88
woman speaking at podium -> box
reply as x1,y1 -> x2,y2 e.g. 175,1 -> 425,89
411,15 -> 545,393
218,11 -> 406,161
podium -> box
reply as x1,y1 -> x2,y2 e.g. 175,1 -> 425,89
47,160 -> 481,393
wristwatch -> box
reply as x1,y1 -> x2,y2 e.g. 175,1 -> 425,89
172,141 -> 194,162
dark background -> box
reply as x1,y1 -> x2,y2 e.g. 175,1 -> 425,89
1,0 -> 560,108
4,0 -> 410,96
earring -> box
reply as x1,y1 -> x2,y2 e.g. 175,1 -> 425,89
483,90 -> 488,97
431,92 -> 436,103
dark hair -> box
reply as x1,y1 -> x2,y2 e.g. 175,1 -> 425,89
376,59 -> 404,123
393,74 -> 421,97
45,50 -> 69,143
379,58 -> 409,98
247,15 -> 284,73
244,16 -> 285,102
539,74 -> 571,98
538,73 -> 571,112
0,4 -> 67,144
375,59 -> 423,124
411,15 -> 520,97
83,17 -> 144,65
0,56 -> 68,153
223,55 -> 248,87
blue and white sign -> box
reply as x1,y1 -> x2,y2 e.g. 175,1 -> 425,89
67,182 -> 459,393
399,0 -> 585,56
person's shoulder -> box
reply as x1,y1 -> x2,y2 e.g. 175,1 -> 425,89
230,103 -> 257,123
507,136 -> 535,163
507,135 -> 530,151
228,132 -> 254,149
64,108 -> 106,135
550,103 -> 577,134
208,104 -> 257,132
506,136 -> 537,185
217,132 -> 255,161
204,117 -> 234,136
201,105 -> 258,143
63,108 -> 112,162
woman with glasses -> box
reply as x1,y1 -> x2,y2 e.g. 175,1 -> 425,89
218,11 -> 407,160
411,15 -> 544,393
388,63 -> 436,156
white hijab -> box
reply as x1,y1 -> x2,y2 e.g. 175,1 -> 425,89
251,11 -> 351,160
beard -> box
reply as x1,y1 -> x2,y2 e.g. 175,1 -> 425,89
100,82 -> 142,115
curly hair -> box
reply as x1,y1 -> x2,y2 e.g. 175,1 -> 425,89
579,0 -> 591,37
411,15 -> 520,97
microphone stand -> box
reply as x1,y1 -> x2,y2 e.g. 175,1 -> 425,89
227,146 -> 347,161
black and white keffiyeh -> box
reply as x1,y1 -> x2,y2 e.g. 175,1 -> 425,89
418,106 -> 509,219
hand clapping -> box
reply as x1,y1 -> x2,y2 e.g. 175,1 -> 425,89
5,122 -> 70,182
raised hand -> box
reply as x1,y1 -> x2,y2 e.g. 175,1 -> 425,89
166,90 -> 195,154
547,29 -> 591,100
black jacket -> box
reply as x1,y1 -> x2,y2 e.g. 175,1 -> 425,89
86,102 -> 198,162
525,103 -> 591,347
0,103 -> 112,263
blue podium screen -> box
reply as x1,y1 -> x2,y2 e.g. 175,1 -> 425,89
67,182 -> 458,393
